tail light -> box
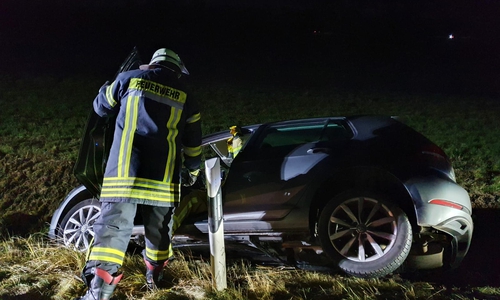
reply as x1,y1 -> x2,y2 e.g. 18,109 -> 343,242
421,144 -> 447,160
429,199 -> 463,210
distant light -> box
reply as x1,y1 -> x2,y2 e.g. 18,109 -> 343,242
448,34 -> 454,39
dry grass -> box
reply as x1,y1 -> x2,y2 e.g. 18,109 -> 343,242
1,235 -> 499,299
1,76 -> 500,299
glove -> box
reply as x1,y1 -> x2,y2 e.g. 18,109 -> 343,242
181,169 -> 200,187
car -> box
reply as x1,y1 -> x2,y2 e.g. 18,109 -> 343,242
49,111 -> 473,278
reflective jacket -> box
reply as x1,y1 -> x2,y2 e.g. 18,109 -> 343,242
93,67 -> 202,207
227,134 -> 243,159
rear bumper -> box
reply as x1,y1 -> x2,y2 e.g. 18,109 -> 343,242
405,175 -> 474,268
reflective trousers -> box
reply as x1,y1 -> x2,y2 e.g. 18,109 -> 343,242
84,202 -> 175,275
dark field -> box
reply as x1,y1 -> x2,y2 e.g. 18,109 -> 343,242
1,1 -> 500,298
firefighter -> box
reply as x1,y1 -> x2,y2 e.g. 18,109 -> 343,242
77,48 -> 202,300
227,125 -> 243,159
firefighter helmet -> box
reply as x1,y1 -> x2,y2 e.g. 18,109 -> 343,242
149,48 -> 189,75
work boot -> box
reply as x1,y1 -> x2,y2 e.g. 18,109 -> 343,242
76,267 -> 123,300
144,259 -> 168,289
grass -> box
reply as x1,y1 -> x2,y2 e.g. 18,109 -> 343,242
1,235 -> 499,300
0,74 -> 500,298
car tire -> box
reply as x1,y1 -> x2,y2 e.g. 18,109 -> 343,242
318,191 -> 412,278
58,199 -> 101,252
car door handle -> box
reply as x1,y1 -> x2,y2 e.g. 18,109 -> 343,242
307,147 -> 331,154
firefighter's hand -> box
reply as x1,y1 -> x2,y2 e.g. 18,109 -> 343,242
181,169 -> 200,187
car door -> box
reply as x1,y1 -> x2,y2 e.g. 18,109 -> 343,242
222,118 -> 351,222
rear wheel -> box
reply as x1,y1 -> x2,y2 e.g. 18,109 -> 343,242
58,199 -> 101,252
318,191 -> 412,278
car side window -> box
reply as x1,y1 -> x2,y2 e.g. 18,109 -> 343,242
206,133 -> 253,167
261,126 -> 321,147
257,124 -> 323,157
320,122 -> 353,142
255,121 -> 351,158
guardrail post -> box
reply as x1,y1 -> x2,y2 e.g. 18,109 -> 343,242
205,157 -> 227,290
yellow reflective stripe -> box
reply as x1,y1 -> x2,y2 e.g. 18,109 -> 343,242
88,247 -> 125,265
105,82 -> 117,107
145,245 -> 173,261
103,177 -> 180,192
101,177 -> 180,202
183,145 -> 202,157
186,113 -> 201,124
100,189 -> 178,202
118,96 -> 139,177
126,97 -> 140,175
88,255 -> 123,265
164,107 -> 181,182
233,144 -> 242,152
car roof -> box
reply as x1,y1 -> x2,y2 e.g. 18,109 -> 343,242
201,115 -> 401,145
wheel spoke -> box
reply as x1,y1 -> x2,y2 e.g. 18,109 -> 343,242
357,197 -> 364,223
78,209 -> 86,223
330,228 -> 355,241
368,216 -> 395,227
66,231 -> 78,244
86,207 -> 100,222
68,218 -> 82,227
330,216 -> 352,228
87,212 -> 100,223
83,234 -> 90,249
357,235 -> 366,261
85,208 -> 94,222
366,233 -> 385,257
340,204 -> 358,223
340,236 -> 357,256
367,230 -> 395,241
76,234 -> 84,250
64,228 -> 78,235
365,202 -> 381,224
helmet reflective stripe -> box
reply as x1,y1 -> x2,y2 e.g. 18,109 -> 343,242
150,48 -> 190,75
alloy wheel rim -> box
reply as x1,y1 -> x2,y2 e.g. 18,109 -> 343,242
62,204 -> 100,251
327,196 -> 397,262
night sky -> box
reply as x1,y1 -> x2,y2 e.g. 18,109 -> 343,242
1,0 -> 499,96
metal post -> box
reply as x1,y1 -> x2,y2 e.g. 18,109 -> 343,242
205,157 -> 227,290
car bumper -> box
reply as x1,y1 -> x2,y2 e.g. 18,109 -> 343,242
405,175 -> 474,268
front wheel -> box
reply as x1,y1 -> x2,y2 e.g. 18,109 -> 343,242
318,191 -> 412,278
57,199 -> 101,252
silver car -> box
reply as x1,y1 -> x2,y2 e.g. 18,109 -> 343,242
49,114 -> 473,279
